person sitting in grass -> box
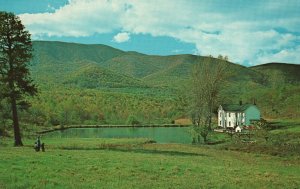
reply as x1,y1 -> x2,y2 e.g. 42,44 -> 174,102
34,136 -> 41,152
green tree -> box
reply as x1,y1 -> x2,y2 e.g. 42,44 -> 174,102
126,115 -> 141,126
0,97 -> 11,136
0,12 -> 37,146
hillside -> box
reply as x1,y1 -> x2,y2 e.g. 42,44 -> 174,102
12,40 -> 297,125
31,41 -> 139,88
31,41 -> 264,88
251,63 -> 300,84
63,64 -> 147,88
32,41 -> 124,65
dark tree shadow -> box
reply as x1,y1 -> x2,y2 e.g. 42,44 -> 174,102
60,146 -> 209,157
109,148 -> 209,157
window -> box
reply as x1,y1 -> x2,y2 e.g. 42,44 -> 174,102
220,121 -> 221,125
229,113 -> 231,117
229,121 -> 231,126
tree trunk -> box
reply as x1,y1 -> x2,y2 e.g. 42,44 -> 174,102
11,96 -> 23,146
208,100 -> 213,131
203,136 -> 207,144
197,135 -> 201,143
208,114 -> 212,131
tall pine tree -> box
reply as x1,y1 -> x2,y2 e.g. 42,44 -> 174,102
0,12 -> 37,146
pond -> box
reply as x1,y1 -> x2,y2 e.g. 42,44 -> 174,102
44,126 -> 193,144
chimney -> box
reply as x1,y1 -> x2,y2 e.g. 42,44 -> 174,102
239,100 -> 242,106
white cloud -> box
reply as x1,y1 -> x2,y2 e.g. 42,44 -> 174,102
256,46 -> 300,64
20,0 -> 124,37
113,32 -> 130,43
18,0 -> 300,65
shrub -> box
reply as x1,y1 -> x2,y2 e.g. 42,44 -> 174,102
126,115 -> 141,126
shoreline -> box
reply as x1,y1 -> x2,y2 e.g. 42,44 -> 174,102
37,124 -> 191,134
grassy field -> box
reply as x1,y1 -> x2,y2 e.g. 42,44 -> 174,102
269,120 -> 300,133
1,137 -> 300,189
215,120 -> 300,157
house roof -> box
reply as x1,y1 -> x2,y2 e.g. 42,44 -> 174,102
220,104 -> 255,112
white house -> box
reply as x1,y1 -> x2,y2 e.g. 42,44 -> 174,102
218,102 -> 260,132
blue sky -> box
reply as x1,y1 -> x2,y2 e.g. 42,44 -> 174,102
1,0 -> 299,66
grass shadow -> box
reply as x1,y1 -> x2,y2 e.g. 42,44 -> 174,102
269,121 -> 300,130
60,145 -> 209,157
109,148 -> 209,157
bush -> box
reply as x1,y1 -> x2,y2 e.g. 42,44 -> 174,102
126,115 -> 141,126
0,126 -> 9,137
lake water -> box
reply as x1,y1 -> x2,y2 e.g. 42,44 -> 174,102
44,127 -> 193,144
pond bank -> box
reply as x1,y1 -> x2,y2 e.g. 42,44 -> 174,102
37,124 -> 190,134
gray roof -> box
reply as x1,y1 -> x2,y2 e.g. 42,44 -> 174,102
220,104 -> 255,112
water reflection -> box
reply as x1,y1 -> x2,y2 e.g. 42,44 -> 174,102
45,127 -> 192,144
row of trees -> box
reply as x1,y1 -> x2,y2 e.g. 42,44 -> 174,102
207,54 -> 229,61
20,89 -> 182,126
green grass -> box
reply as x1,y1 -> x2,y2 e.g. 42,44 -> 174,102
269,120 -> 300,133
1,137 -> 300,189
216,119 -> 300,157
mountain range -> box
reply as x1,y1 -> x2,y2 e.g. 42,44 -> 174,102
30,41 -> 300,89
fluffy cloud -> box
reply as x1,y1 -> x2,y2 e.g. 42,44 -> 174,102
113,32 -> 130,43
19,0 -> 300,65
20,0 -> 124,37
256,46 -> 300,64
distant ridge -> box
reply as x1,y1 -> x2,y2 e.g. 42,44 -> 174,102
32,40 -> 125,65
251,62 -> 299,68
251,62 -> 300,83
30,41 -> 299,88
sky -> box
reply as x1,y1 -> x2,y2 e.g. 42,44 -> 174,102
1,0 -> 300,66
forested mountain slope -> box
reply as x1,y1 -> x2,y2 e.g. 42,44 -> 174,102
1,41 -> 296,126
251,63 -> 300,84
31,41 -> 264,88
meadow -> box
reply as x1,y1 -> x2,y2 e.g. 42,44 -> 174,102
1,120 -> 300,189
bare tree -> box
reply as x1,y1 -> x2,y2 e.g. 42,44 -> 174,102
266,70 -> 285,116
253,118 -> 270,142
190,57 -> 230,143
